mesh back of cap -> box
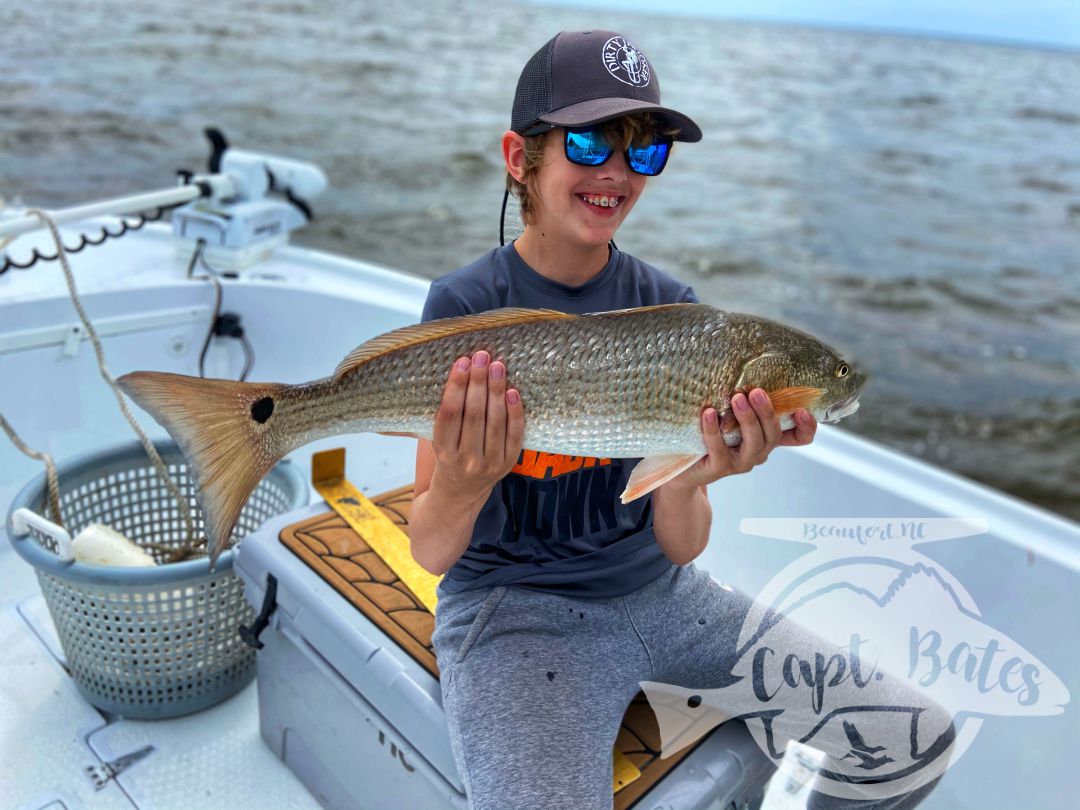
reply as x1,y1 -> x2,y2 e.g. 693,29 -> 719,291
511,36 -> 557,133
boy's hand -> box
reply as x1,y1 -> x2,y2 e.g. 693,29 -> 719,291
664,389 -> 817,494
431,351 -> 525,502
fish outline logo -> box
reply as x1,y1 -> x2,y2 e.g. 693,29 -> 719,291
639,517 -> 1070,801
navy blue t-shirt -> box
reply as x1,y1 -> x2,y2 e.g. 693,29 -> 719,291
422,242 -> 699,598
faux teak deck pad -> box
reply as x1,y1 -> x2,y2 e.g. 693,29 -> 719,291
279,484 -> 701,808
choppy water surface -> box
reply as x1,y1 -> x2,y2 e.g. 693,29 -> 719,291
2,0 -> 1078,520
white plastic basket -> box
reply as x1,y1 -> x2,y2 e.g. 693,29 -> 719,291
6,439 -> 307,719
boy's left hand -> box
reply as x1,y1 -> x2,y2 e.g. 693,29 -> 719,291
665,389 -> 817,493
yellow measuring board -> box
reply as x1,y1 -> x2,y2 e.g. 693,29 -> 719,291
311,448 -> 442,614
612,748 -> 642,792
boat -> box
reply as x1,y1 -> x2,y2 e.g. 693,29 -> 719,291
2,136 -> 1077,810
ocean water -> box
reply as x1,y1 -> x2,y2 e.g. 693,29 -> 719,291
2,0 -> 1078,520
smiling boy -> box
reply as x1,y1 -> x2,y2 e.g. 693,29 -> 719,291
407,29 -> 835,809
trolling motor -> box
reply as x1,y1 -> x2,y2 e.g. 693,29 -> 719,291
0,128 -> 328,274
171,128 -> 328,269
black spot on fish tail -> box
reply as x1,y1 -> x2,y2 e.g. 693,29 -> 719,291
251,396 -> 274,423
579,612 -> 584,619
547,671 -> 556,681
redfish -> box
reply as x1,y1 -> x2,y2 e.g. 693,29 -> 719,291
118,303 -> 865,564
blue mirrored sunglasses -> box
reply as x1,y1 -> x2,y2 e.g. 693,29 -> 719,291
564,126 -> 672,177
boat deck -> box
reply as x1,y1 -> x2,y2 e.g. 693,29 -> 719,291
0,583 -> 321,809
3,221 -> 1079,809
0,436 -> 410,810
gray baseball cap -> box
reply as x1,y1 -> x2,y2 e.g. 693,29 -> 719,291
510,30 -> 702,143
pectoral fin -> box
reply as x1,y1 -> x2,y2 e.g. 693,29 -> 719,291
620,453 -> 704,504
762,386 -> 825,414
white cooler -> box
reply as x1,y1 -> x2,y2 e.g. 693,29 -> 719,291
234,497 -> 776,810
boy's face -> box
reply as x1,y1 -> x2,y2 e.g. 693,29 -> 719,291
528,127 -> 649,249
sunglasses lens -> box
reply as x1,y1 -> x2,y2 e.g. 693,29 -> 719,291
565,128 -> 613,166
627,140 -> 671,176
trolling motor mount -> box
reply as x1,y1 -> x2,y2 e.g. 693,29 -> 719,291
171,128 -> 328,270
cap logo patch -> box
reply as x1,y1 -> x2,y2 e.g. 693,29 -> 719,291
602,36 -> 650,87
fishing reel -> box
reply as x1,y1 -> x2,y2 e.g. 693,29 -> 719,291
172,128 -> 328,269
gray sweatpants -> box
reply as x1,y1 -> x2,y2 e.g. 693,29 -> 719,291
432,561 -> 945,810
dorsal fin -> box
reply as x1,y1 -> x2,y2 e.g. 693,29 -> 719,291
591,303 -> 694,318
333,307 -> 575,381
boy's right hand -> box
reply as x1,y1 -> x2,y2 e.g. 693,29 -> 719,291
431,350 -> 524,501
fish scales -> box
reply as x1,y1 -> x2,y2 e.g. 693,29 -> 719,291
273,306 -> 735,458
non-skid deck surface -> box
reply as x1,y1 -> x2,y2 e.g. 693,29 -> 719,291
279,484 -> 700,809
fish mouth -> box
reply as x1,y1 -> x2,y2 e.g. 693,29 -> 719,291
823,393 -> 861,424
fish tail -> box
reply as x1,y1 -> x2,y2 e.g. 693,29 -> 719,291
117,371 -> 290,566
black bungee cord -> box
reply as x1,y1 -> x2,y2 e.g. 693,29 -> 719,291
0,203 -> 187,275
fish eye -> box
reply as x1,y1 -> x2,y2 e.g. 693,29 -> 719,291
835,363 -> 849,378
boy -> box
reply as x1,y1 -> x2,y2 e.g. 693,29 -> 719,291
410,30 -> 940,809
